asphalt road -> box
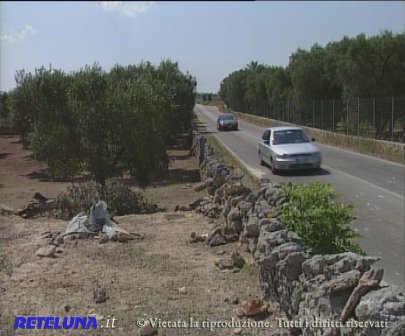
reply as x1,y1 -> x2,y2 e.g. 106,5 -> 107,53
195,104 -> 405,290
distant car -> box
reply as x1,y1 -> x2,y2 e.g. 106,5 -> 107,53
258,126 -> 322,174
217,113 -> 238,131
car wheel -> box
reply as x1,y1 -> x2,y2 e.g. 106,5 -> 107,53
312,166 -> 321,174
259,151 -> 265,166
270,158 -> 279,175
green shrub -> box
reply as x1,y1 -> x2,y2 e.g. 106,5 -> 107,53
53,180 -> 160,220
278,182 -> 364,255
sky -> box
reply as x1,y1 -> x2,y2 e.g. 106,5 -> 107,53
1,1 -> 404,93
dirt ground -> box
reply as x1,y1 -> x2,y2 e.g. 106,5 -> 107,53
0,135 -> 285,336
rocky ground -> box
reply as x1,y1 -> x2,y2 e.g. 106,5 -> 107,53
0,135 -> 285,336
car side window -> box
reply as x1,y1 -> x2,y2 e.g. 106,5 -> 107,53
262,130 -> 270,141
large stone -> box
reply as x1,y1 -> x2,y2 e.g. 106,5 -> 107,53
229,196 -> 245,207
205,177 -> 216,195
93,285 -> 108,303
248,237 -> 258,254
207,233 -> 227,247
355,286 -> 405,323
222,181 -> 250,198
295,253 -> 383,336
194,182 -> 206,192
231,251 -> 246,268
244,216 -> 260,238
244,191 -> 259,204
139,321 -> 158,336
255,230 -> 301,259
253,200 -> 272,218
302,253 -> 379,280
35,245 -> 56,258
215,258 -> 235,270
277,252 -> 308,281
260,218 -> 284,233
0,204 -> 15,216
226,207 -> 243,234
272,242 -> 303,261
382,317 -> 405,336
341,268 -> 384,322
241,298 -> 268,316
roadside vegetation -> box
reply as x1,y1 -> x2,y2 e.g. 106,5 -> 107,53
218,31 -> 405,142
278,182 -> 364,255
54,180 -> 161,220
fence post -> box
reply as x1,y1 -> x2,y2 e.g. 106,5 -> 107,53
278,101 -> 280,121
332,99 -> 335,132
346,99 -> 349,136
373,98 -> 375,139
391,96 -> 394,141
298,102 -> 300,125
357,98 -> 360,137
321,100 -> 324,130
312,100 -> 315,128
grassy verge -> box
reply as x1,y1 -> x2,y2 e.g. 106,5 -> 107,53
195,126 -> 258,189
233,112 -> 405,164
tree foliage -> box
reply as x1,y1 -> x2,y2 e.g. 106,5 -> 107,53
7,60 -> 196,187
0,91 -> 11,124
219,31 -> 405,108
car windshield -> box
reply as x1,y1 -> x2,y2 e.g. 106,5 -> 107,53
221,114 -> 235,120
273,130 -> 310,144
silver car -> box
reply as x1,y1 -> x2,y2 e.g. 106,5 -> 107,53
258,126 -> 322,174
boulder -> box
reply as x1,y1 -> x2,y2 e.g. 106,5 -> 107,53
295,253 -> 383,336
259,218 -> 284,233
193,182 -> 206,192
340,268 -> 384,322
215,258 -> 235,270
244,216 -> 260,238
231,251 -> 246,268
207,233 -> 227,247
93,285 -> 108,304
35,245 -> 57,258
227,207 -> 243,234
0,204 -> 15,216
139,321 -> 158,336
241,298 -> 268,316
355,286 -> 405,323
382,317 -> 405,336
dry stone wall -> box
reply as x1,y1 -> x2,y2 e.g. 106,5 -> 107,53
191,132 -> 405,336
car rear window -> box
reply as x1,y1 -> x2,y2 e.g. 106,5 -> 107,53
221,114 -> 235,120
273,130 -> 310,144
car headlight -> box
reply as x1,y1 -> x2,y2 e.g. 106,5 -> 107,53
276,154 -> 290,159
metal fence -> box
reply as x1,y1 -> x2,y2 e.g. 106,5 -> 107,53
252,96 -> 405,143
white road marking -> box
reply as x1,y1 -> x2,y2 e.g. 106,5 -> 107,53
319,143 -> 405,168
322,164 -> 405,200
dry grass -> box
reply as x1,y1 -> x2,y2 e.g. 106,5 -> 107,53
0,135 -> 285,336
204,135 -> 258,190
